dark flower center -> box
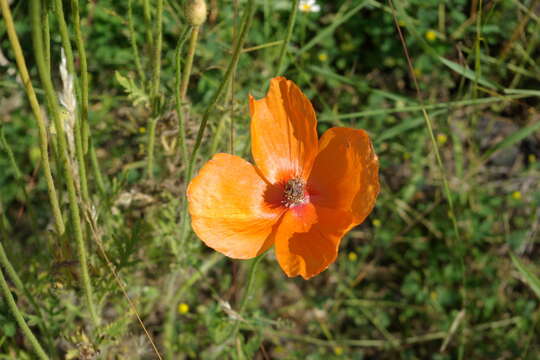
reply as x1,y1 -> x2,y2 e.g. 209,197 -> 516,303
283,178 -> 306,207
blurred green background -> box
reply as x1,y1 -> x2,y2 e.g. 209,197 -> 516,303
1,0 -> 539,358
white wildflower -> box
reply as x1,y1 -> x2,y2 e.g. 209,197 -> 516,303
299,0 -> 320,13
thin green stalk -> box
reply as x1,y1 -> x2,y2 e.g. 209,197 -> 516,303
175,27 -> 191,166
146,0 -> 164,179
0,216 -> 56,356
179,0 -> 256,244
471,0 -> 482,130
243,40 -> 283,53
236,255 -> 264,317
53,0 -> 90,205
89,139 -> 106,194
224,253 -> 265,354
229,0 -> 239,154
143,0 -> 153,49
229,85 -> 235,154
128,0 -> 146,84
275,0 -> 299,76
174,27 -> 192,227
180,26 -> 200,100
31,0 -> 100,326
70,0 -> 90,154
209,113 -> 227,155
52,0 -> 76,91
150,0 -> 163,105
0,0 -> 65,235
146,116 -> 159,179
320,93 -> 531,121
41,0 -> 50,72
0,267 -> 49,360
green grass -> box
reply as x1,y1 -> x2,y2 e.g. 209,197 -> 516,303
0,0 -> 539,359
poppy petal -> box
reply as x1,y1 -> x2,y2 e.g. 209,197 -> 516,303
274,206 -> 353,279
187,153 -> 283,259
308,127 -> 379,225
250,77 -> 318,183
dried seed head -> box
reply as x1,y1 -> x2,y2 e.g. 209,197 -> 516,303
185,0 -> 207,26
283,178 -> 307,207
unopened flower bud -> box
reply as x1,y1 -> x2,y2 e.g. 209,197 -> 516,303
185,0 -> 207,26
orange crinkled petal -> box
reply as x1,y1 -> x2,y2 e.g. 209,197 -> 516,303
187,153 -> 284,259
250,76 -> 318,184
274,206 -> 353,279
308,127 -> 379,226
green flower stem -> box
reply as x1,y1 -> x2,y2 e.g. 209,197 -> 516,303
52,0 -> 90,205
128,0 -> 146,84
146,0 -> 164,179
175,27 -> 191,171
70,0 -> 90,154
180,0 -> 256,244
237,254 -> 264,315
150,0 -> 163,104
30,0 -> 100,327
146,116 -> 159,179
41,0 -> 50,72
275,0 -> 299,76
209,112 -> 227,155
225,253 -> 265,354
173,26 -> 191,256
0,0 -> 65,235
0,267 -> 49,360
143,0 -> 153,49
229,82 -> 235,154
230,0 -> 239,154
179,26 -> 200,100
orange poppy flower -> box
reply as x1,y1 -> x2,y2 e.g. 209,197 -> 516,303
187,77 -> 379,279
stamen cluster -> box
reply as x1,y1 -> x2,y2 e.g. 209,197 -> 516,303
283,178 -> 306,207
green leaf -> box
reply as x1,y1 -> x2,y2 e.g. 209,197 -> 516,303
504,88 -> 540,97
510,253 -> 540,299
114,71 -> 149,108
438,56 -> 499,90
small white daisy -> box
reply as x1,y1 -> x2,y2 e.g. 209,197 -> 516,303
299,0 -> 320,13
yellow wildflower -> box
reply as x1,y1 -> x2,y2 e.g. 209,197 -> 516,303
425,30 -> 437,42
178,303 -> 190,314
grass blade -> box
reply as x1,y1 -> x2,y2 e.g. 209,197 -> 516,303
438,56 -> 499,90
510,253 -> 540,299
